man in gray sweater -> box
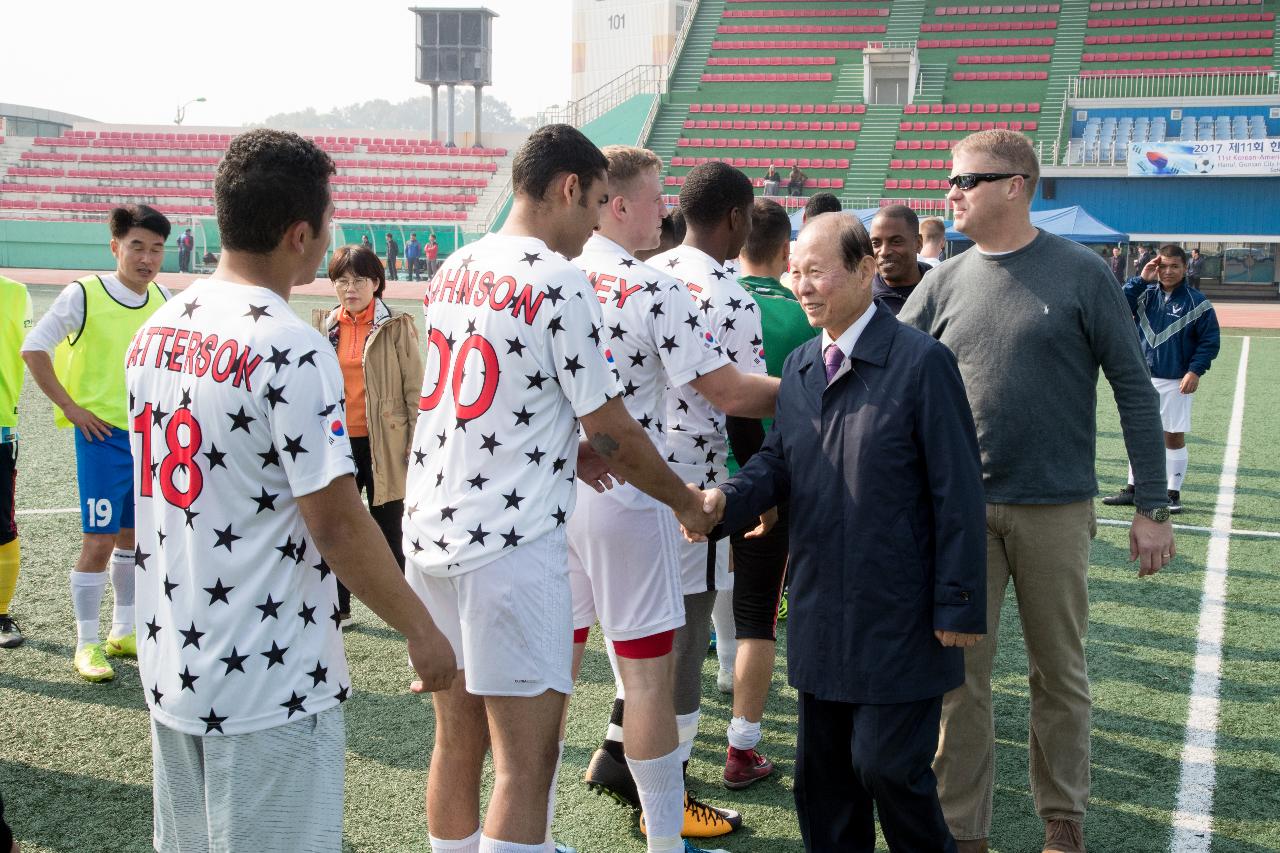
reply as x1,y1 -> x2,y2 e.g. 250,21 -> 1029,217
899,130 -> 1175,853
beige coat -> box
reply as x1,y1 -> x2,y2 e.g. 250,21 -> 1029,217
313,300 -> 424,505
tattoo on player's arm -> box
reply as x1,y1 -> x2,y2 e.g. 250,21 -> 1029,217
589,433 -> 620,457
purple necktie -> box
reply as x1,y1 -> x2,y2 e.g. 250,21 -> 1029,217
823,343 -> 844,383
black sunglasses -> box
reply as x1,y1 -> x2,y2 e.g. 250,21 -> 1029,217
946,173 -> 1030,191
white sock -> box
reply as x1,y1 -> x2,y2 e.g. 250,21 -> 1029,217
1126,463 -> 1135,487
478,837 -> 547,853
626,748 -> 686,853
545,740 -> 564,843
727,715 -> 762,751
1167,447 -> 1188,492
711,589 -> 737,675
430,828 -> 481,853
71,570 -> 108,650
675,710 -> 700,763
109,547 -> 135,638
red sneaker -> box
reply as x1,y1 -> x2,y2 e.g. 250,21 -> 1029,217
723,745 -> 774,790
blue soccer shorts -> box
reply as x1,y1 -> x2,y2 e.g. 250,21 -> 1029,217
74,427 -> 135,534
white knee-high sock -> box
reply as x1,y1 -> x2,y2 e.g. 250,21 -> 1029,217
627,748 -> 686,853
109,547 -> 135,638
676,710 -> 700,763
70,570 -> 108,650
430,828 -> 481,853
711,588 -> 737,675
1126,463 -> 1135,487
1167,447 -> 1188,492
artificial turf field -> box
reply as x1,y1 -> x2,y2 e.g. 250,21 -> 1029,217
1,287 -> 1278,852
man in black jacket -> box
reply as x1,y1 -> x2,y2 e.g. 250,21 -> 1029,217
693,213 -> 987,852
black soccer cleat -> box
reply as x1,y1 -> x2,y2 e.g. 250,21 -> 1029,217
1102,484 -> 1136,506
584,746 -> 640,809
1168,490 -> 1183,514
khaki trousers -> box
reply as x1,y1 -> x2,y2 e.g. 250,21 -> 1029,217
934,500 -> 1096,840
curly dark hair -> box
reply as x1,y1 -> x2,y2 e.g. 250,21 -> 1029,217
215,129 -> 335,254
511,124 -> 608,204
678,162 -> 754,230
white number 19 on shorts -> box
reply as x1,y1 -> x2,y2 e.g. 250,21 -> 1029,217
85,498 -> 113,528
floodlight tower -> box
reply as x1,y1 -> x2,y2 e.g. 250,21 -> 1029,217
411,6 -> 497,147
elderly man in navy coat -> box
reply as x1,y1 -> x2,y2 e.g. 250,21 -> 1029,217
692,213 -> 987,852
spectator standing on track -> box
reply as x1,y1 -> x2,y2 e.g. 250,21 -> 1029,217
870,205 -> 932,316
385,232 -> 400,281
1109,246 -> 1125,283
313,244 -> 424,627
786,165 -> 807,198
177,229 -> 195,274
1133,244 -> 1155,277
1187,247 -> 1204,289
361,234 -> 373,251
405,233 -> 422,282
0,275 -> 32,649
126,129 -> 454,853
762,165 -> 780,197
426,233 -> 440,277
22,204 -> 173,683
1103,244 -> 1219,515
899,129 -> 1175,853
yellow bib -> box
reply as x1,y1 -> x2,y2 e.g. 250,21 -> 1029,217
54,276 -> 167,430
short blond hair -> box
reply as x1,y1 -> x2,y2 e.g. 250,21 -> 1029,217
919,216 -> 946,241
951,130 -> 1039,199
601,145 -> 663,192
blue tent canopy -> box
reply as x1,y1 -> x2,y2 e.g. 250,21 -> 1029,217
944,205 -> 1128,244
789,206 -> 880,238
788,204 -> 1126,245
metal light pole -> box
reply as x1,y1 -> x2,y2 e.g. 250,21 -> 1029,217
174,97 -> 207,126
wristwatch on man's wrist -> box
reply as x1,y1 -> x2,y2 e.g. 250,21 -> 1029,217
1137,505 -> 1171,524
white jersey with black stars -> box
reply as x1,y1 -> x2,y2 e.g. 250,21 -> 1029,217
649,244 -> 766,488
572,234 -> 729,447
125,279 -> 354,737
404,233 -> 620,577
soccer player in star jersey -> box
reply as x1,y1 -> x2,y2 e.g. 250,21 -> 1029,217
579,162 -> 772,836
125,129 -> 455,852
23,204 -> 173,681
568,146 -> 779,853
402,125 -> 721,853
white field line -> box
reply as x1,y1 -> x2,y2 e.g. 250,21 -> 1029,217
1096,518 -> 1280,540
1169,336 -> 1251,853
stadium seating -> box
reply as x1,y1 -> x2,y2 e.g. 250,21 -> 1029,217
1084,29 -> 1274,43
1,130 -> 503,223
683,119 -> 862,131
712,40 -> 869,49
903,103 -> 1041,113
1086,12 -> 1274,26
717,25 -> 887,33
935,4 -> 1061,13
953,71 -> 1051,80
898,120 -> 1039,131
700,73 -> 835,82
689,103 -> 867,114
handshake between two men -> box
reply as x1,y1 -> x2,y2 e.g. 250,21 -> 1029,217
674,484 -> 980,650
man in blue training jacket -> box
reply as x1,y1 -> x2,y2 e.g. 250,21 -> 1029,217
1103,243 -> 1220,514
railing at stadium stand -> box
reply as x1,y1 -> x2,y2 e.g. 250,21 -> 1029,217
483,0 -> 703,233
536,65 -> 669,128
1067,70 -> 1280,101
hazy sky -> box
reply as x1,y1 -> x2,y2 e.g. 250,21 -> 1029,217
5,0 -> 573,126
